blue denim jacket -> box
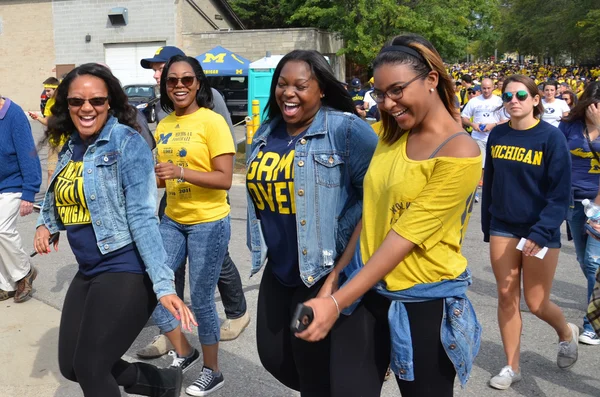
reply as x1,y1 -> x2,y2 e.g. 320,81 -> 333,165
340,241 -> 481,387
37,116 -> 176,299
246,107 -> 377,287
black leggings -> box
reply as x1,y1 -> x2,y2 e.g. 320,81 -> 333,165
58,271 -> 157,397
256,263 -> 391,397
395,299 -> 456,397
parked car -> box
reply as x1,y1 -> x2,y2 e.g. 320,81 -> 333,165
123,84 -> 160,123
207,76 -> 248,119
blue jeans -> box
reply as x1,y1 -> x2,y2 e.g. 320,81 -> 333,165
568,201 -> 600,333
152,215 -> 230,345
159,193 -> 247,319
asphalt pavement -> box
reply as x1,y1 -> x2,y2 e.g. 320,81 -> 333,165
1,121 -> 599,397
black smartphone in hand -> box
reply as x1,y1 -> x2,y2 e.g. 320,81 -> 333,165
290,304 -> 314,333
30,232 -> 59,257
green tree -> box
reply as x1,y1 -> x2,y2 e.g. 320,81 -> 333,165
230,0 -> 503,66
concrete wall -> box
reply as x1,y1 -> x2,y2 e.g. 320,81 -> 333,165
0,0 -> 56,111
52,0 -> 176,66
182,28 -> 346,80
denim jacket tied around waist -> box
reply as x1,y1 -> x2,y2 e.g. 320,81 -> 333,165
246,107 -> 378,287
340,240 -> 482,387
37,116 -> 175,299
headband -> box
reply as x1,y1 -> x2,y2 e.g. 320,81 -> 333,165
44,84 -> 58,89
379,45 -> 425,62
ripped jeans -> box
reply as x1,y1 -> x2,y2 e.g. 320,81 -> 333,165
568,200 -> 600,333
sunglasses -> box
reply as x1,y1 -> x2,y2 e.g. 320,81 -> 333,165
67,97 -> 109,107
501,90 -> 529,103
166,76 -> 196,88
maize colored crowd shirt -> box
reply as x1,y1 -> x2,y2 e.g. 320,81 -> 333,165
360,132 -> 481,291
55,135 -> 144,276
246,122 -> 306,287
155,108 -> 235,224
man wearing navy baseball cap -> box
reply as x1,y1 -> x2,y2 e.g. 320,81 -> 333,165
348,77 -> 367,118
136,45 -> 251,362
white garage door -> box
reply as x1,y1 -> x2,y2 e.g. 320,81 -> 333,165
105,41 -> 166,86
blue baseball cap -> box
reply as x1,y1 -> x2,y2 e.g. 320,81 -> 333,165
140,46 -> 185,69
350,78 -> 361,88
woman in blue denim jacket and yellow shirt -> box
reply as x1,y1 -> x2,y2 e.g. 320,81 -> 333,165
152,55 -> 235,396
246,50 -> 383,396
297,34 -> 482,397
34,63 -> 196,397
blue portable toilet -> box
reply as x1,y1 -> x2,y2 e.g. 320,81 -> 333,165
248,53 -> 284,122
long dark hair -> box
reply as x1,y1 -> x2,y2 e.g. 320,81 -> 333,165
43,63 -> 139,147
562,82 -> 600,124
372,34 -> 457,145
160,55 -> 213,114
264,50 -> 356,121
502,75 -> 544,119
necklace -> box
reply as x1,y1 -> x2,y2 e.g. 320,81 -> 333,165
287,133 -> 303,147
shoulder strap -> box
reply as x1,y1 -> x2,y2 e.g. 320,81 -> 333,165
428,132 -> 471,159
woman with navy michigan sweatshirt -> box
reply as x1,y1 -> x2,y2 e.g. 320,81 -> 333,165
482,74 -> 577,391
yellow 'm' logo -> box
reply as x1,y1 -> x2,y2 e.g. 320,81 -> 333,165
203,53 -> 226,63
155,47 -> 164,55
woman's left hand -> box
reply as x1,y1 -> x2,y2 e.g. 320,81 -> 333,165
522,239 -> 541,256
295,296 -> 339,342
159,294 -> 198,332
155,162 -> 181,180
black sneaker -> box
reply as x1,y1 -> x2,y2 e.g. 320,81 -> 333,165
185,366 -> 224,396
168,349 -> 200,373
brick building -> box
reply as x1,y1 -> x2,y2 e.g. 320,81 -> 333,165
0,0 -> 344,111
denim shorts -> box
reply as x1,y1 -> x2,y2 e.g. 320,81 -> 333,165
489,228 -> 561,248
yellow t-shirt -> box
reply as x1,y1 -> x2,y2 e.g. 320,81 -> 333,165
44,96 -> 55,117
492,89 -> 502,97
155,108 -> 235,224
360,132 -> 481,291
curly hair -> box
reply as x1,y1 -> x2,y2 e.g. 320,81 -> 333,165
42,63 -> 139,148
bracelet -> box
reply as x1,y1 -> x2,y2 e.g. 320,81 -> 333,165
330,295 -> 340,317
177,166 -> 185,183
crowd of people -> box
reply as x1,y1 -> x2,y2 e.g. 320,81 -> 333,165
1,34 -> 600,397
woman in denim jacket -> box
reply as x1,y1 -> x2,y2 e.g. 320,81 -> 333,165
297,35 -> 482,397
246,50 -> 382,395
34,63 -> 195,397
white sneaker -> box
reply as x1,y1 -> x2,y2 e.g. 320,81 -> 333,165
136,334 -> 174,359
489,365 -> 522,390
579,330 -> 600,345
557,323 -> 579,369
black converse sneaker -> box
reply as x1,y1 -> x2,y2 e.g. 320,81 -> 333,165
168,349 -> 200,373
185,366 -> 224,396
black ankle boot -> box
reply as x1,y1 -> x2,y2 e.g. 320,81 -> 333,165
124,362 -> 182,397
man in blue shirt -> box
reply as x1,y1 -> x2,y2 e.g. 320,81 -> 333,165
349,78 -> 367,118
0,96 -> 42,303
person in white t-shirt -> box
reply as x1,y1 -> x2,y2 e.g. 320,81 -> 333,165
461,78 -> 507,192
541,81 -> 570,127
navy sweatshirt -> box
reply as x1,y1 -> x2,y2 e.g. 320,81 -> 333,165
481,120 -> 571,248
558,120 -> 600,201
0,98 -> 41,202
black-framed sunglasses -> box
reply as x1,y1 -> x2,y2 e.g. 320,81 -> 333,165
502,90 -> 529,103
166,76 -> 196,89
369,72 -> 429,103
67,97 -> 109,107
